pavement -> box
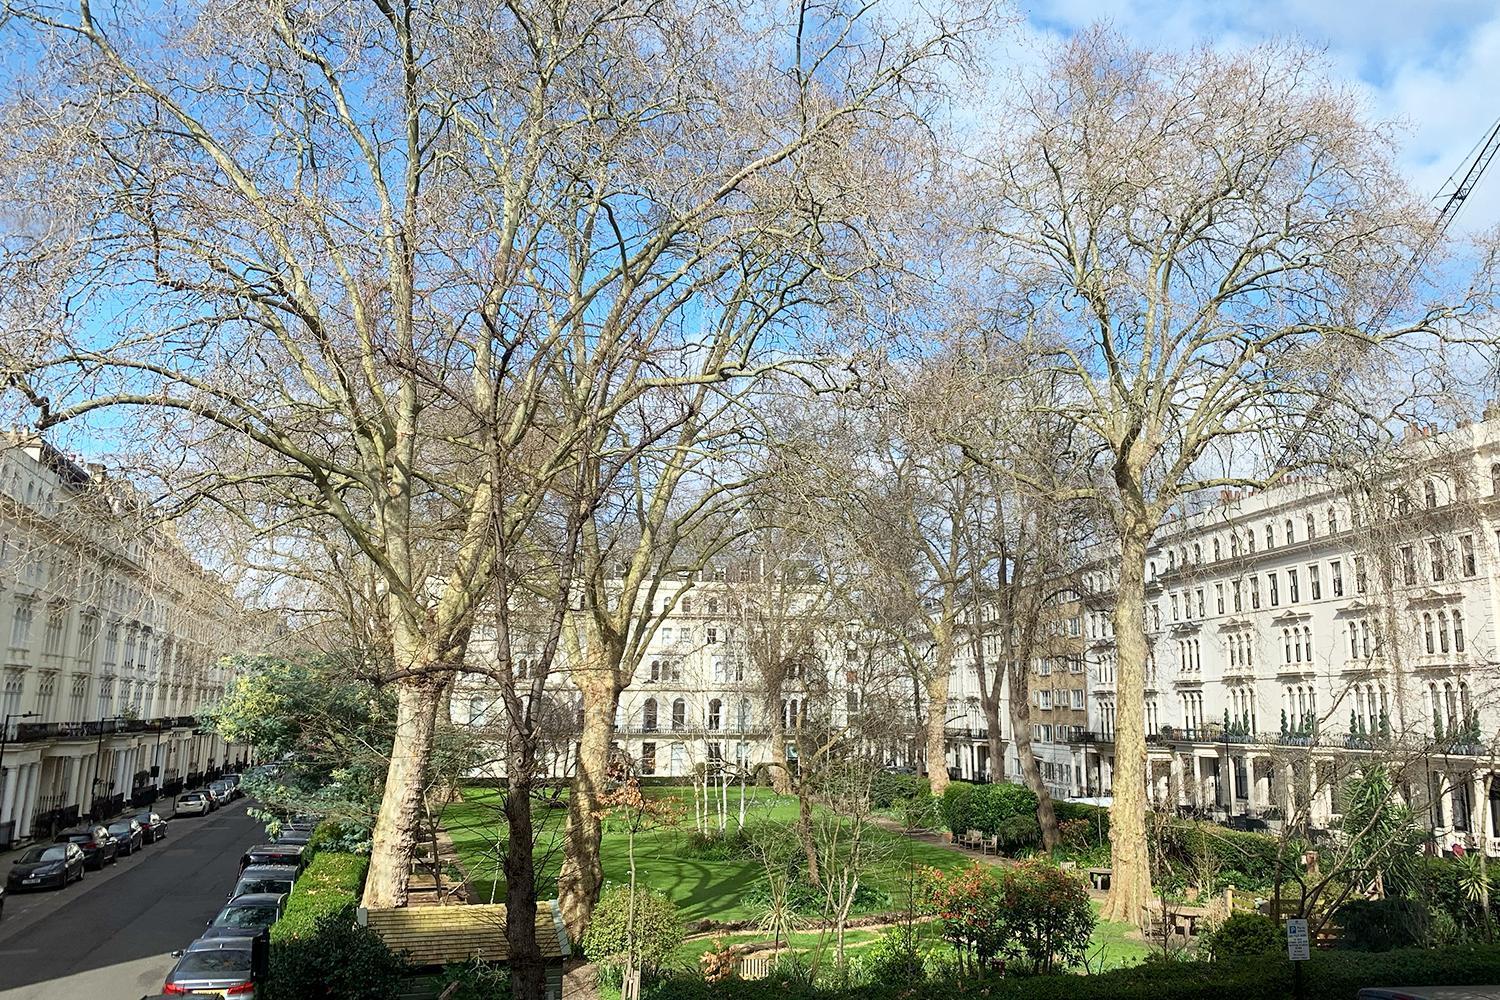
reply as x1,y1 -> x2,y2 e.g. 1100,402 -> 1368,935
0,799 -> 262,1000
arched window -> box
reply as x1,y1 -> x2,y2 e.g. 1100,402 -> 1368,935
1283,629 -> 1292,663
1231,535 -> 1241,557
671,698 -> 686,730
1360,621 -> 1370,658
708,698 -> 722,730
1214,538 -> 1222,561
1265,524 -> 1275,548
708,597 -> 719,614
1168,550 -> 1176,570
682,597 -> 693,613
1348,622 -> 1358,658
468,695 -> 485,724
1454,610 -> 1466,652
1284,518 -> 1294,544
1425,480 -> 1438,509
1430,683 -> 1442,729
1492,463 -> 1500,496
1327,507 -> 1338,534
516,658 -> 529,679
1247,531 -> 1256,553
1305,513 -> 1316,539
1193,543 -> 1202,564
1423,613 -> 1435,654
650,659 -> 661,682
1438,611 -> 1451,654
643,697 -> 658,732
1445,683 -> 1458,729
737,698 -> 751,732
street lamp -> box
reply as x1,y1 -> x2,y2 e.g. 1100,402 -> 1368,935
0,711 -> 39,810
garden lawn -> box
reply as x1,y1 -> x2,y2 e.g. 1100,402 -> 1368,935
442,785 -> 973,923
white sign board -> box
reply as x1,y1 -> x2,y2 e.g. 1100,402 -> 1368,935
1286,918 -> 1310,961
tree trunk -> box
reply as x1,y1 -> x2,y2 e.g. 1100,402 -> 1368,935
924,669 -> 952,797
983,691 -> 1005,782
1008,663 -> 1061,851
504,774 -> 546,1000
796,783 -> 822,888
767,704 -> 792,795
363,676 -> 442,908
558,665 -> 619,940
1101,512 -> 1153,925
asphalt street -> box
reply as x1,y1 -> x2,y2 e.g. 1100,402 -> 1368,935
0,800 -> 261,1000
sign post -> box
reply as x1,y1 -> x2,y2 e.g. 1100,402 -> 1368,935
1286,918 -> 1310,1000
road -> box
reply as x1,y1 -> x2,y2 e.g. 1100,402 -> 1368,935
0,800 -> 261,1000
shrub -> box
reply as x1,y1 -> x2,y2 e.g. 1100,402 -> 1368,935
1336,898 -> 1429,952
994,813 -> 1042,854
581,885 -> 684,977
870,772 -> 930,811
437,959 -> 512,1000
1154,819 -> 1283,891
303,819 -> 371,860
901,794 -> 942,832
743,866 -> 889,914
862,927 -> 926,983
940,782 -> 1038,841
1201,912 -> 1281,960
270,851 -> 369,942
919,863 -> 1010,974
999,859 -> 1095,974
266,911 -> 407,1000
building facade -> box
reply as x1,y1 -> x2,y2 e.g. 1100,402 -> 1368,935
0,437 -> 249,848
1080,417 -> 1500,854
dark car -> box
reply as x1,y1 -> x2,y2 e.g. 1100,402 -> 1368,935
107,818 -> 146,855
239,844 -> 304,872
273,829 -> 312,847
163,935 -> 265,997
56,825 -> 120,869
7,842 -> 85,891
232,865 -> 298,901
136,810 -> 168,843
202,893 -> 285,944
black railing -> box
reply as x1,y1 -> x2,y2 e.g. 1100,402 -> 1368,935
162,777 -> 185,797
88,793 -> 124,821
33,803 -> 79,838
185,771 -> 203,787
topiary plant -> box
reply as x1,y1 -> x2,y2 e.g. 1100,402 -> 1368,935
1202,911 -> 1281,960
581,885 -> 684,979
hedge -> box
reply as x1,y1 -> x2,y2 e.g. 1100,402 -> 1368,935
940,782 -> 1038,836
271,851 -> 370,943
870,772 -> 930,811
642,944 -> 1500,1000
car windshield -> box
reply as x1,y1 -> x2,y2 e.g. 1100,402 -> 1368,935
19,846 -> 68,863
236,879 -> 291,895
179,794 -> 201,802
215,906 -> 276,928
175,952 -> 251,976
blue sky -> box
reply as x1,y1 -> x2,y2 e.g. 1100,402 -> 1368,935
1012,0 -> 1500,232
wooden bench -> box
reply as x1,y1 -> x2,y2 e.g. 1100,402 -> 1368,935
1086,867 -> 1112,891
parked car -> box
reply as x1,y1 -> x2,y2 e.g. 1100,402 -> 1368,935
108,818 -> 146,855
136,811 -> 169,843
231,865 -> 297,901
56,825 -> 119,870
202,893 -> 286,944
163,935 -> 265,997
238,845 -> 304,872
219,774 -> 244,797
7,843 -> 85,891
273,829 -> 312,847
208,782 -> 235,806
174,791 -> 211,817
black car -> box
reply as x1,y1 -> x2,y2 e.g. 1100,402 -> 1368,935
107,818 -> 146,855
136,810 -> 168,843
202,893 -> 285,944
273,829 -> 312,847
232,865 -> 298,901
163,936 -> 265,997
7,842 -> 85,891
56,825 -> 120,869
239,844 -> 304,871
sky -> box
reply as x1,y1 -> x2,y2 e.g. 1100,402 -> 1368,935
1011,0 -> 1500,232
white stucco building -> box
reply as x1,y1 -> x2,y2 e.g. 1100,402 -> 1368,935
0,437 -> 250,848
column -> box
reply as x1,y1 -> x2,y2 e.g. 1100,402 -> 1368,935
1226,753 -> 1238,812
0,766 -> 18,829
16,763 -> 39,839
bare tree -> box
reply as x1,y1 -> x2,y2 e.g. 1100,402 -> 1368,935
969,31 -> 1495,923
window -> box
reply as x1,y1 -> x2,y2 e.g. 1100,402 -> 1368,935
1401,546 -> 1416,586
1308,565 -> 1321,600
1330,560 -> 1343,597
1438,611 -> 1451,653
1423,613 -> 1435,654
1328,507 -> 1338,534
1072,689 -> 1084,709
643,698 -> 658,731
640,742 -> 656,775
9,600 -> 33,649
671,698 -> 686,730
707,627 -> 719,644
1355,556 -> 1368,594
1288,569 -> 1299,603
1305,513 -> 1316,539
1348,622 -> 1358,659
1454,610 -> 1466,653
708,698 -> 722,730
1193,543 -> 1201,564
1214,538 -> 1222,561
1285,518 -> 1295,544
1216,584 -> 1225,615
737,698 -> 751,731
1250,576 -> 1261,610
1425,480 -> 1438,509
1269,574 -> 1280,607
1171,594 -> 1180,621
707,598 -> 719,614
468,695 -> 485,725
1461,535 -> 1477,577
1430,540 -> 1446,582
1233,580 -> 1243,613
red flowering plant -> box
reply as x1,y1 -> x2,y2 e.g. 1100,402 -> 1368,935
917,863 -> 1009,977
998,859 -> 1096,975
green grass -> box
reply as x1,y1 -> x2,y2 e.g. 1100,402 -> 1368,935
1086,902 -> 1152,969
442,785 -> 971,923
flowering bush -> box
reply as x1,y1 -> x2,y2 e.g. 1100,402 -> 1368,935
998,859 -> 1096,974
918,864 -> 1010,975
